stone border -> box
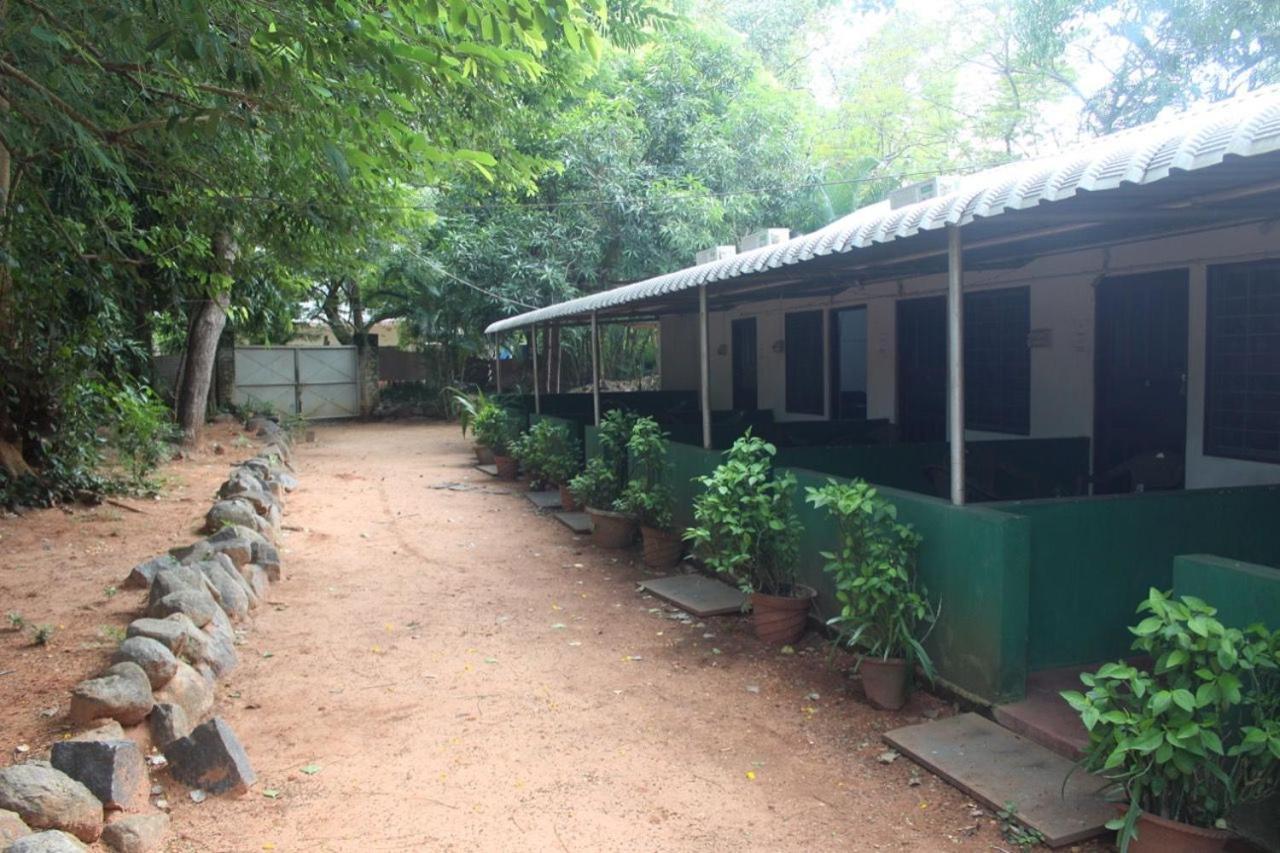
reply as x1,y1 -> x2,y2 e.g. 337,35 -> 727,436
0,419 -> 299,852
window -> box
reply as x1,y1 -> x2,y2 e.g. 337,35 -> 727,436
965,287 -> 1030,435
1205,261 -> 1280,464
785,310 -> 824,415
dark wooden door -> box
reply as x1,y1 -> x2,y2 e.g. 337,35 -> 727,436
1094,269 -> 1189,493
731,317 -> 758,411
830,306 -> 869,420
897,296 -> 947,442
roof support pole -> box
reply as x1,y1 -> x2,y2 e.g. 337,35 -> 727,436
494,332 -> 502,393
947,224 -> 965,507
591,311 -> 601,427
530,325 -> 541,415
546,322 -> 555,394
699,285 -> 711,450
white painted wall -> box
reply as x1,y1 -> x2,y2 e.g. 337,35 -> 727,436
658,220 -> 1280,489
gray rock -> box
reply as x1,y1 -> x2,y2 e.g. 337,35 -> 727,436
221,485 -> 276,518
204,499 -> 263,535
236,564 -> 270,600
191,561 -> 249,622
100,814 -> 169,853
273,471 -> 299,492
0,765 -> 102,843
124,618 -> 189,658
144,565 -> 205,605
251,543 -> 281,582
163,718 -> 256,796
67,722 -> 125,743
147,703 -> 191,748
152,662 -> 213,724
244,416 -> 277,433
208,525 -> 268,549
4,830 -> 88,852
0,809 -> 30,845
68,663 -> 153,727
146,589 -> 219,628
209,537 -> 252,569
122,556 -> 179,591
49,740 -> 147,812
206,557 -> 258,609
110,638 -> 177,690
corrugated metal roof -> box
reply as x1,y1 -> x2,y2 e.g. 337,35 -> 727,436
486,86 -> 1280,333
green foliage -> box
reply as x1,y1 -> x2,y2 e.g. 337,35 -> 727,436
569,458 -> 620,509
996,802 -> 1045,851
686,433 -> 800,595
597,409 -> 639,486
101,382 -> 177,489
31,624 -> 55,646
513,420 -> 581,487
805,479 -> 938,679
6,612 -> 24,631
1062,590 -> 1280,847
445,386 -> 490,437
615,416 -> 674,529
471,403 -> 517,455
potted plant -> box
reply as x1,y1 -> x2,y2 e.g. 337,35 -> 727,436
513,420 -> 581,492
805,478 -> 938,710
542,433 -> 584,510
1062,590 -> 1279,853
446,386 -> 493,463
474,404 -> 518,479
571,409 -> 638,548
616,417 -> 680,568
686,433 -> 811,644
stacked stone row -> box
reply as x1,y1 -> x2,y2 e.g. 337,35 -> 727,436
0,421 -> 298,852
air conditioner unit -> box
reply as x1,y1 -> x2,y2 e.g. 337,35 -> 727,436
887,176 -> 960,210
695,245 -> 737,265
738,228 -> 791,253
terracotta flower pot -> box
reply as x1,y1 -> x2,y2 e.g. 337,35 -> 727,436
475,444 -> 495,465
493,454 -> 518,480
1125,810 -> 1230,853
860,656 -> 910,710
587,507 -> 637,549
640,526 -> 683,568
749,585 -> 815,644
559,483 -> 582,512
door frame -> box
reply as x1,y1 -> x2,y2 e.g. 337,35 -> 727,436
731,316 -> 758,411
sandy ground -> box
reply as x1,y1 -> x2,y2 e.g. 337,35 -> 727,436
2,421 -> 1022,852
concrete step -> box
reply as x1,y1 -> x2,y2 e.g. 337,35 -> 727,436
993,665 -> 1092,761
884,713 -> 1112,848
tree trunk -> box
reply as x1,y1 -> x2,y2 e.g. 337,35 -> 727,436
175,231 -> 237,444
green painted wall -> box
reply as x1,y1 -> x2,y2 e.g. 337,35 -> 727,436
529,414 -> 585,463
996,486 -> 1280,670
583,425 -> 601,462
1173,554 -> 1280,631
775,437 -> 1090,501
658,440 -> 1032,704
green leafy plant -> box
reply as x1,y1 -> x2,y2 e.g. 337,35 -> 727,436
615,416 -> 674,530
6,612 -> 24,631
1062,590 -> 1280,851
996,802 -> 1045,851
804,478 -> 938,680
100,381 -> 178,489
31,624 -> 55,646
513,420 -> 581,488
471,403 -> 516,455
597,408 -> 639,486
445,386 -> 489,438
568,458 -> 619,509
686,433 -> 800,595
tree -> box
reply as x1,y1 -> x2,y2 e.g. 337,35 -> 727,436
1013,0 -> 1280,132
0,0 -> 628,499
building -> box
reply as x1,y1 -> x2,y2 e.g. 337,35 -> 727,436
481,88 -> 1280,717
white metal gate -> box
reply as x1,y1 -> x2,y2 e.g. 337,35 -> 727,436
233,346 -> 359,419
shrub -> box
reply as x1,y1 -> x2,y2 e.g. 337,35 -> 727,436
568,458 -> 618,509
805,478 -> 937,680
615,416 -> 674,529
685,433 -> 800,595
1062,590 -> 1280,850
513,420 -> 580,488
471,403 -> 516,455
103,381 -> 177,488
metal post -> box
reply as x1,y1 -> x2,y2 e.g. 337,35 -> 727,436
699,285 -> 711,450
530,325 -> 541,415
494,333 -> 502,393
947,225 -> 965,506
591,311 -> 601,427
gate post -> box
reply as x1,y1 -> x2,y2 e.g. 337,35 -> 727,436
353,333 -> 380,418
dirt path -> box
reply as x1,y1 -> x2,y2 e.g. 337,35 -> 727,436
3,421 -> 1009,851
